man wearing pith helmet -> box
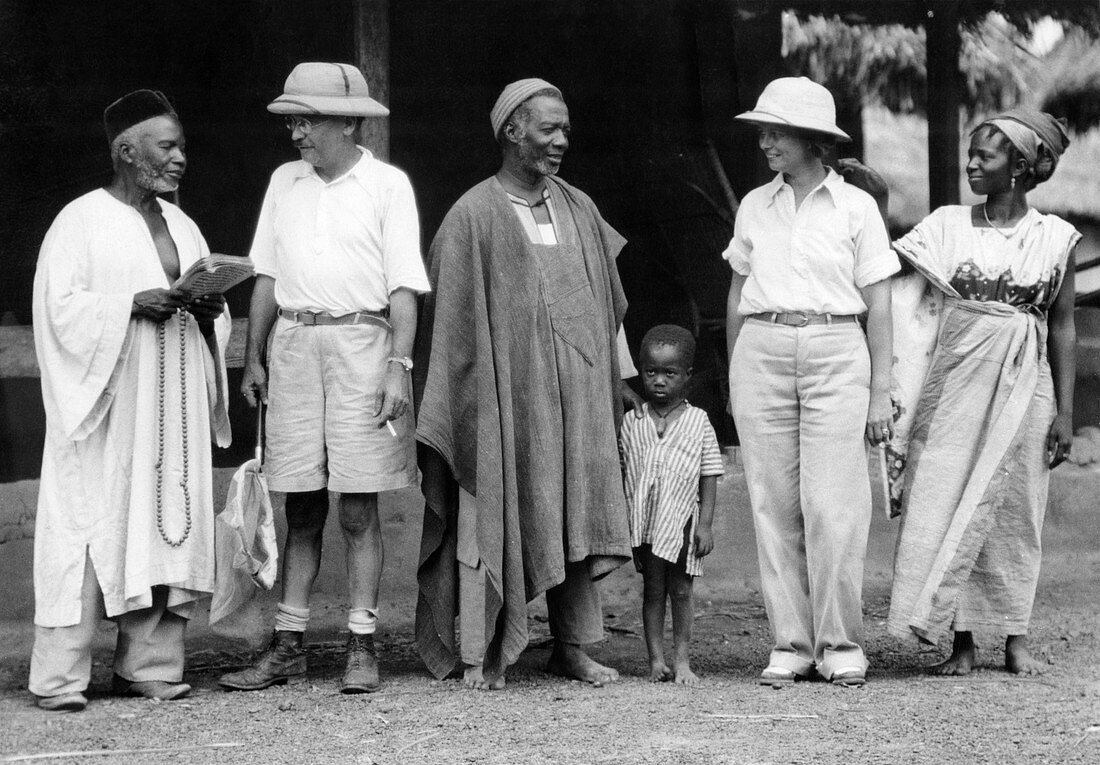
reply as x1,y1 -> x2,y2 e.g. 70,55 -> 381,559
414,78 -> 632,690
220,62 -> 429,694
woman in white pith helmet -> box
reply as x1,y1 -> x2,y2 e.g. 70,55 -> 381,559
722,77 -> 898,687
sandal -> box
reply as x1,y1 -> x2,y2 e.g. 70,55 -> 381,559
830,667 -> 866,687
758,666 -> 797,687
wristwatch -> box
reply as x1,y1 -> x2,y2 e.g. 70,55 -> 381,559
387,356 -> 414,372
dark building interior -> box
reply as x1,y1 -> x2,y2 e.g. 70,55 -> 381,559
0,0 -> 801,479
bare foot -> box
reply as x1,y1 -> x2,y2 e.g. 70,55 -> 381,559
672,661 -> 699,685
649,660 -> 672,683
546,641 -> 618,686
462,665 -> 485,689
462,665 -> 506,690
1005,635 -> 1045,676
929,631 -> 975,676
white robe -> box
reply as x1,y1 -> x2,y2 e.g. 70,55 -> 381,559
32,188 -> 231,628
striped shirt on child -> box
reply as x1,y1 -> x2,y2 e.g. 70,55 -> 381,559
620,403 -> 724,576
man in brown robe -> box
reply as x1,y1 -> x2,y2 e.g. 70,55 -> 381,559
414,78 -> 630,689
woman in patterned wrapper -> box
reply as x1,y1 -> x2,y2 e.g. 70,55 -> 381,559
881,110 -> 1079,676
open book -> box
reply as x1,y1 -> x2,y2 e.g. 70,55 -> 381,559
173,254 -> 255,297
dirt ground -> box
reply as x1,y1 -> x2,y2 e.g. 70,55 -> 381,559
2,467 -> 1099,764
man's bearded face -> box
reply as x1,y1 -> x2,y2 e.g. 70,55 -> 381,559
128,117 -> 186,193
514,96 -> 570,179
133,152 -> 180,193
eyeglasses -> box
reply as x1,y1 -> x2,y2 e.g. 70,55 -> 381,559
284,116 -> 333,135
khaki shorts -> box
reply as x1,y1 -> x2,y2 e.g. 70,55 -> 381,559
264,317 -> 416,494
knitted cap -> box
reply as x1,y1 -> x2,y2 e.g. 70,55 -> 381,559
103,90 -> 177,143
490,78 -> 562,138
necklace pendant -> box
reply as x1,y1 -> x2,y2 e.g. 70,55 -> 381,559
650,399 -> 685,439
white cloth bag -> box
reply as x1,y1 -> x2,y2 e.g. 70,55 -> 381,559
209,407 -> 277,631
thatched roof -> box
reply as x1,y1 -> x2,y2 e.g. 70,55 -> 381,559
1037,30 -> 1100,132
782,9 -> 1062,117
781,12 -> 925,112
864,106 -> 1100,226
784,1 -> 1100,32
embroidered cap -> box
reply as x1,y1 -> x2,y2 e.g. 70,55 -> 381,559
103,89 -> 177,144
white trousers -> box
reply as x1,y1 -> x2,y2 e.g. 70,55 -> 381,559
29,552 -> 187,697
731,319 -> 872,678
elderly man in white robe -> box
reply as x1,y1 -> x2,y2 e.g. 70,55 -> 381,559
29,90 -> 231,712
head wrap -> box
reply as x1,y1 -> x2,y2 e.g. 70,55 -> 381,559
986,119 -> 1040,166
975,108 -> 1070,188
490,78 -> 562,139
103,89 -> 177,144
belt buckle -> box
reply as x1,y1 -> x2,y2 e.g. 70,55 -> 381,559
790,312 -> 810,327
298,311 -> 319,325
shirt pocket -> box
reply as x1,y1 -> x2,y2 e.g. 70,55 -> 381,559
547,282 -> 598,366
801,207 -> 856,283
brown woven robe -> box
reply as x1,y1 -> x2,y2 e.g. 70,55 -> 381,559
413,176 -> 630,680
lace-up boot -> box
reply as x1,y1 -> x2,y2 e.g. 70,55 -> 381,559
341,632 -> 381,694
218,630 -> 306,691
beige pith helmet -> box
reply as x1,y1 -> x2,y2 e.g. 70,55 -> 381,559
267,62 -> 389,117
735,76 -> 850,141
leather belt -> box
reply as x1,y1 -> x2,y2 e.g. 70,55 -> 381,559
278,308 -> 389,326
749,312 -> 858,327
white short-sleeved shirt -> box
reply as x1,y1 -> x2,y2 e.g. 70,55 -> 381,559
722,169 -> 899,315
250,147 -> 430,314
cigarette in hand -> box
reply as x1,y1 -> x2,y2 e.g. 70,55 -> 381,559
386,420 -> 398,437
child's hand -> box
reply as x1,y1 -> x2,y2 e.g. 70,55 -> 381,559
694,525 -> 714,558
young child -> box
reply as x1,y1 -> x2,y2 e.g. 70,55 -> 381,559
620,325 -> 724,684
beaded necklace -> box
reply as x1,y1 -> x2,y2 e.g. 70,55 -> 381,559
155,309 -> 191,547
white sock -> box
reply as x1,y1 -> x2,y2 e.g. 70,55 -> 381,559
348,607 -> 378,635
274,603 -> 310,633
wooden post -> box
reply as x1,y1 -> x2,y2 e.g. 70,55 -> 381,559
926,0 -> 961,209
354,0 -> 390,160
